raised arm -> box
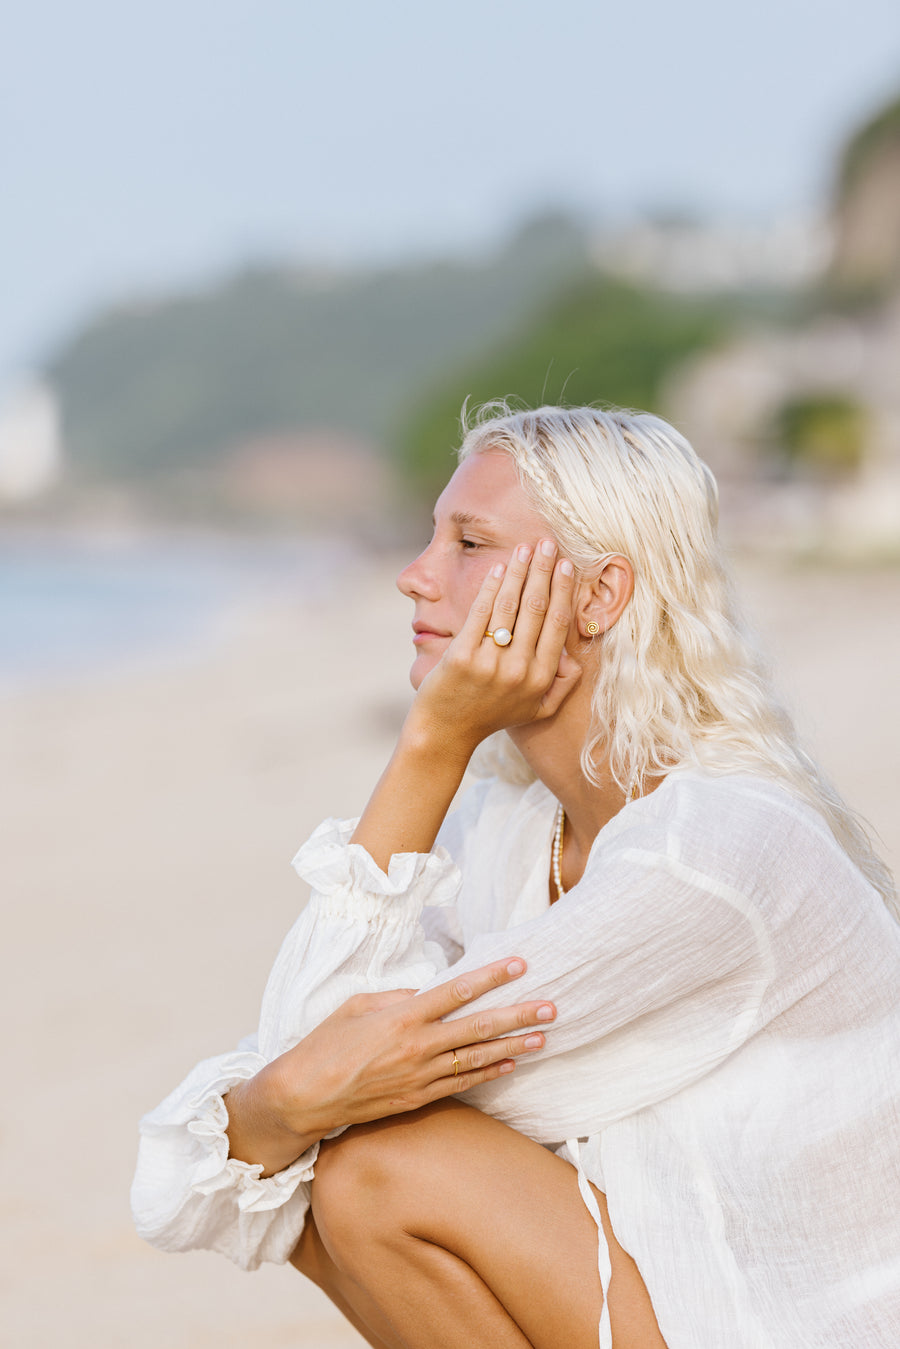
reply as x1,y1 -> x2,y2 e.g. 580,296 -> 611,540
352,539 -> 579,869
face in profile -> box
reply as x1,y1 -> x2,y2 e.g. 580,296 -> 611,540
396,449 -> 555,689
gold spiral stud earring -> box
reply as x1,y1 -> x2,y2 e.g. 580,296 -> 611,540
585,621 -> 601,636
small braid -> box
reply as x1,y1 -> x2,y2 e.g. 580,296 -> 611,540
514,451 -> 589,541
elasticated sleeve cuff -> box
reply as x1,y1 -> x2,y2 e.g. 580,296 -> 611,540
255,820 -> 459,1063
184,1069 -> 319,1214
133,1049 -> 316,1252
290,816 -> 461,920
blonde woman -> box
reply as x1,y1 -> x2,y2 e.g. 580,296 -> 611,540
133,405 -> 900,1348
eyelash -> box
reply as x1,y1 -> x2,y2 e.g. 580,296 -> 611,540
460,538 -> 482,551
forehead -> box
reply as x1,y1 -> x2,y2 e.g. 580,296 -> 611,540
436,450 -> 548,533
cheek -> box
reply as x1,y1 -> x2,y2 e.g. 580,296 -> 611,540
456,558 -> 494,614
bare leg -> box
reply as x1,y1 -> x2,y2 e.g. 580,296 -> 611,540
291,1214 -> 397,1349
291,1099 -> 666,1349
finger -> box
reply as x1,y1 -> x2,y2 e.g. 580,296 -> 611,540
444,1028 -> 547,1077
435,997 -> 556,1053
536,647 -> 583,720
505,538 -> 559,651
483,542 -> 535,642
532,556 -> 576,670
424,1048 -> 539,1102
414,956 -> 528,1021
454,559 -> 509,654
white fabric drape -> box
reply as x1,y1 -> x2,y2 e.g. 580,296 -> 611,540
132,771 -> 900,1347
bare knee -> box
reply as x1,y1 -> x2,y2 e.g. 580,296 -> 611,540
311,1102 -> 462,1263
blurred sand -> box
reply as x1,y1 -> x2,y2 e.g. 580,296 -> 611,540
2,554 -> 898,1349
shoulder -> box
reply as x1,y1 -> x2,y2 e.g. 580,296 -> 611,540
631,769 -> 834,843
601,769 -> 859,911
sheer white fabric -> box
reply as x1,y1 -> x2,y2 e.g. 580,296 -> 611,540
132,771 -> 900,1347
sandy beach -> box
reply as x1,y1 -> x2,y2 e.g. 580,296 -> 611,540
3,552 -> 898,1348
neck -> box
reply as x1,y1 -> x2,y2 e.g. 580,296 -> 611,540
506,679 -> 627,867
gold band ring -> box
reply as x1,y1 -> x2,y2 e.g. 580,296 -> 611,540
484,627 -> 513,647
452,1052 -> 461,1077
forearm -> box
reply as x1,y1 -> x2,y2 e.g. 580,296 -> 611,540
351,708 -> 474,872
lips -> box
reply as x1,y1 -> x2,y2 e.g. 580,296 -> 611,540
412,621 -> 452,643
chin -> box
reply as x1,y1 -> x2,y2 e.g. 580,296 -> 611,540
409,653 -> 438,690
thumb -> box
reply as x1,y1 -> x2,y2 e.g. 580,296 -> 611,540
362,988 -> 419,1010
538,649 -> 583,718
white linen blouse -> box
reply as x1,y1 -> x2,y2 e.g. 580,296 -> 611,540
132,770 -> 900,1348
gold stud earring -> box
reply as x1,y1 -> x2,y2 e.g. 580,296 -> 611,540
585,621 -> 601,636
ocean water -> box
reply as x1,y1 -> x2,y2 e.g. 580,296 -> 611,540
0,532 -> 354,694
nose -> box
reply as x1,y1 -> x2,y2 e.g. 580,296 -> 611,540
397,540 -> 440,601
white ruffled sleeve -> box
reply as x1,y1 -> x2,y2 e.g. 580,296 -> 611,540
131,1039 -> 320,1270
258,817 -> 460,1061
132,818 -> 461,1271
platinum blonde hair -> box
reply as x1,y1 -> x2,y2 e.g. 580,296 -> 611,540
458,401 -> 897,917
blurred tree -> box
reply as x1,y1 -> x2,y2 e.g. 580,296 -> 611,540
771,394 -> 867,477
395,276 -> 732,499
45,214 -> 590,484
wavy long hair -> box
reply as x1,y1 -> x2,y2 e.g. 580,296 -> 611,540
458,401 -> 897,917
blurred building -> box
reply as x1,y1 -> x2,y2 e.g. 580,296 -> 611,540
219,430 -> 392,533
0,379 -> 63,502
591,216 -> 830,293
666,94 -> 900,556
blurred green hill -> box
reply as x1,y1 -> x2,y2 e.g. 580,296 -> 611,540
44,215 -> 590,484
33,84 -> 900,535
397,276 -> 734,497
831,90 -> 900,293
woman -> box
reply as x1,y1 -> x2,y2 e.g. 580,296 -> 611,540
133,404 -> 900,1348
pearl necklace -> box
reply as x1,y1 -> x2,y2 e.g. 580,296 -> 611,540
552,802 -> 566,901
553,778 -> 640,901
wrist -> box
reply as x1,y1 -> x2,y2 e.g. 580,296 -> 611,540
225,1061 -> 324,1177
400,701 -> 478,769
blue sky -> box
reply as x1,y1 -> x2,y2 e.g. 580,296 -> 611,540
2,0 -> 899,389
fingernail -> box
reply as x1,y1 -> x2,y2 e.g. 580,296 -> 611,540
536,1004 -> 555,1021
517,544 -> 531,562
540,539 -> 556,557
523,1034 -> 543,1050
561,559 -> 574,576
492,563 -> 505,577
506,959 -> 525,976
499,1062 -> 515,1074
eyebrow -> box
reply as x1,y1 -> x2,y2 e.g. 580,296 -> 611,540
438,510 -> 498,529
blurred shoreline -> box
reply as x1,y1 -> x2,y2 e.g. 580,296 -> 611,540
0,527 -> 363,695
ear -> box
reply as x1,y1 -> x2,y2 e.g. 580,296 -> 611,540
574,554 -> 634,638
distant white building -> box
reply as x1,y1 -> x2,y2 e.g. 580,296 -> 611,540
591,216 -> 831,293
667,293 -> 900,554
0,378 -> 63,501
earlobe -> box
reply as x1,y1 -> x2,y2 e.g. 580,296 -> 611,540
576,554 -> 634,639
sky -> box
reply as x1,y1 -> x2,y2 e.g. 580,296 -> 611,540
3,0 -> 900,391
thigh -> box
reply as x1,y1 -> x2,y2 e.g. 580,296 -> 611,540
309,1100 -> 666,1349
